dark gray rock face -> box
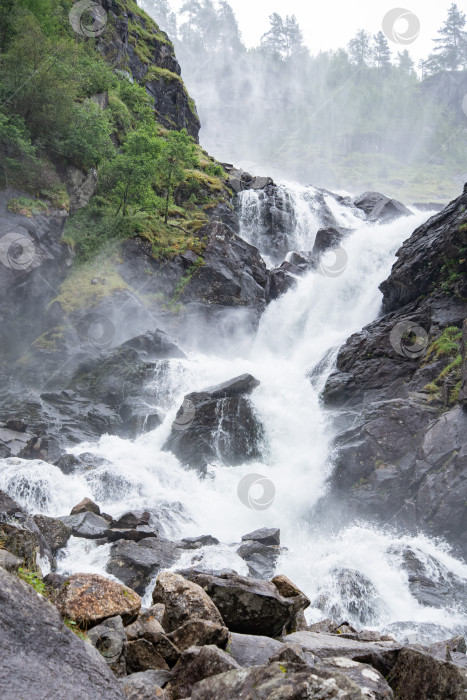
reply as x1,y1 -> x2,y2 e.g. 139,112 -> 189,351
60,512 -> 111,540
0,567 -> 125,699
106,537 -> 182,594
353,191 -> 412,223
179,570 -> 303,637
236,540 -> 280,580
179,222 -> 269,310
164,374 -> 263,471
380,185 -> 467,313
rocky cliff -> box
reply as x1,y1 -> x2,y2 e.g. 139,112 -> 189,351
322,185 -> 467,556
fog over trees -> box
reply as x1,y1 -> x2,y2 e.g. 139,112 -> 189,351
144,1 -> 466,199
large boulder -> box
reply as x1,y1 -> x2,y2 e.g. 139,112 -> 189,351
188,660 -> 370,699
167,619 -> 229,652
226,632 -> 283,666
107,537 -> 181,595
56,573 -> 141,627
0,566 -> 125,699
180,570 -> 307,637
163,374 -> 263,471
387,647 -> 467,699
168,645 -> 241,700
353,191 -> 412,223
152,572 -> 224,632
119,670 -> 171,699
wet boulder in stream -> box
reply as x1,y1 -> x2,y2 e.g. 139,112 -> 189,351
164,373 -> 264,471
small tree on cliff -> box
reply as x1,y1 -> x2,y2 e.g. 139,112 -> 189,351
156,129 -> 197,224
102,126 -> 161,217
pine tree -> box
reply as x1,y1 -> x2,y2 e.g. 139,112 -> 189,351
372,31 -> 392,70
260,13 -> 286,59
284,15 -> 305,59
347,29 -> 371,67
397,50 -> 415,75
433,3 -> 467,71
217,0 -> 243,54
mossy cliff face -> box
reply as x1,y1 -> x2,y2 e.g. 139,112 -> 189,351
97,0 -> 200,139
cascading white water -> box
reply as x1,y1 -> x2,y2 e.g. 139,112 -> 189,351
2,184 -> 467,640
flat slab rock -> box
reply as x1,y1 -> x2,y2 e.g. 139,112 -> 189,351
0,567 -> 124,699
285,631 -> 400,660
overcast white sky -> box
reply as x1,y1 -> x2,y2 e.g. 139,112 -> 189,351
173,0 -> 458,63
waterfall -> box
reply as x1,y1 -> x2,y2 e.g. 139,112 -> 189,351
2,183 -> 466,640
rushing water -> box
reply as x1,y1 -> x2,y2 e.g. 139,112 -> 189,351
2,184 -> 467,641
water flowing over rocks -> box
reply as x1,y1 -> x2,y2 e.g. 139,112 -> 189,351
164,373 -> 264,471
321,184 -> 467,557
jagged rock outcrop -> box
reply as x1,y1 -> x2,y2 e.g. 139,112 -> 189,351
164,374 -> 264,471
353,191 -> 412,222
97,0 -> 200,140
322,185 -> 467,556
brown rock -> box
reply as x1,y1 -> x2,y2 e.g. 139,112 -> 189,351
167,619 -> 229,652
70,497 -> 101,515
271,574 -> 311,610
56,573 -> 140,627
126,639 -> 170,674
152,572 -> 224,633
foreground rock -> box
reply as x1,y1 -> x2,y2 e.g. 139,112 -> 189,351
168,645 -> 240,699
164,374 -> 264,471
188,660 -> 371,699
0,567 -> 124,699
387,647 -> 467,699
119,670 -> 171,699
180,570 -> 309,637
56,573 -> 141,627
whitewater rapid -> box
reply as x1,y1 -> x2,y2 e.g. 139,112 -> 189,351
2,184 -> 466,641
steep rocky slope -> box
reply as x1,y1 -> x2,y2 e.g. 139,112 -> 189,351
322,185 -> 467,556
